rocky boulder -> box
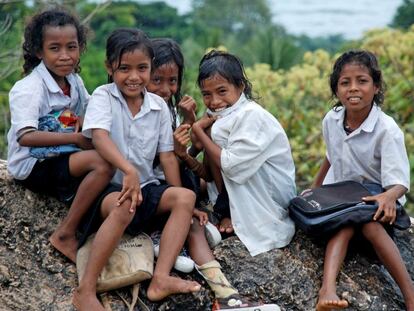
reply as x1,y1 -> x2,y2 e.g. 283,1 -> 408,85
0,159 -> 412,310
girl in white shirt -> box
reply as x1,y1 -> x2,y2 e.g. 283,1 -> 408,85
313,50 -> 414,311
147,40 -> 276,310
74,29 -> 201,310
7,9 -> 113,263
192,50 -> 296,257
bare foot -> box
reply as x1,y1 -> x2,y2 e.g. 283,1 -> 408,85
219,218 -> 233,234
147,274 -> 201,301
72,287 -> 105,311
49,230 -> 78,263
316,292 -> 348,311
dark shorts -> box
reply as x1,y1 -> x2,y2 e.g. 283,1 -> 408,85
180,164 -> 201,200
79,182 -> 170,246
15,155 -> 82,202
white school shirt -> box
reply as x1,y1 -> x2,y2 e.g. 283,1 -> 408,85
7,61 -> 89,179
322,105 -> 410,204
211,94 -> 296,256
82,83 -> 174,187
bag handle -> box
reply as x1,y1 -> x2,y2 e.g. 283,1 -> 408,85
116,284 -> 150,311
99,284 -> 150,311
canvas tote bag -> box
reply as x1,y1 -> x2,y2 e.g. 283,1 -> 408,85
76,233 -> 154,293
76,233 -> 154,310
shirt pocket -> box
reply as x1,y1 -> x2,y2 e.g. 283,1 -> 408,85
139,126 -> 158,161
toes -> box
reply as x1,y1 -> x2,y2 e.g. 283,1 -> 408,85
189,282 -> 201,292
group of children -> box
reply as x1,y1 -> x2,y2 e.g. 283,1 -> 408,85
6,8 -> 414,311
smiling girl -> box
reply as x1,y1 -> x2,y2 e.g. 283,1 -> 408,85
192,50 -> 296,257
7,9 -> 113,263
75,29 -> 201,310
312,50 -> 414,311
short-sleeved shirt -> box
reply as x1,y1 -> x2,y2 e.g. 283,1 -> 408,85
7,61 -> 89,180
322,105 -> 410,203
211,93 -> 296,256
82,83 -> 174,187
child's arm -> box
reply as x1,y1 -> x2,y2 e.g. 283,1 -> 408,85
92,128 -> 142,212
192,115 -> 221,168
159,151 -> 181,187
312,156 -> 331,188
18,130 -> 93,150
363,184 -> 407,225
173,124 -> 191,158
174,124 -> 211,180
178,95 -> 197,125
363,124 -> 409,225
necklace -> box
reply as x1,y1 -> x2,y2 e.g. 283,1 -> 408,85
343,115 -> 355,135
61,83 -> 71,96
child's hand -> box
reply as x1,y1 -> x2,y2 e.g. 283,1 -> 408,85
75,133 -> 94,150
118,168 -> 142,213
173,124 -> 191,159
363,192 -> 397,225
74,116 -> 84,132
193,114 -> 216,131
179,95 -> 197,125
193,209 -> 209,226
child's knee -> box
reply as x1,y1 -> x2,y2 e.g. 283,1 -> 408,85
108,201 -> 135,226
361,222 -> 384,241
101,193 -> 135,225
97,163 -> 115,180
339,226 -> 355,237
329,226 -> 355,244
92,155 -> 115,178
172,188 -> 196,211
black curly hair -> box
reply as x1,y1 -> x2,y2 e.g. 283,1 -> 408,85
330,50 -> 386,109
22,8 -> 88,75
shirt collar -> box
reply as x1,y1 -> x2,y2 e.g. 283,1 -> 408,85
360,104 -> 380,133
333,104 -> 380,134
206,93 -> 248,118
35,61 -> 77,94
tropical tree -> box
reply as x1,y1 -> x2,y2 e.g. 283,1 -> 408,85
189,0 -> 272,45
391,0 -> 414,29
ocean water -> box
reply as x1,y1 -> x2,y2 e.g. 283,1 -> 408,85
270,0 -> 403,39
143,0 -> 403,39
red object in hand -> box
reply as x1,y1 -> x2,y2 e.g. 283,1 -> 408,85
58,110 -> 78,127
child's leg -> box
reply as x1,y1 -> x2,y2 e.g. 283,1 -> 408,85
147,187 -> 201,301
187,221 -> 238,299
50,150 -> 113,262
187,220 -> 215,265
205,152 -> 224,193
214,188 -> 233,234
362,222 -> 414,310
73,192 -> 134,311
316,226 -> 354,311
205,153 -> 233,234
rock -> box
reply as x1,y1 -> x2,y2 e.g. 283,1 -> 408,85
0,159 -> 412,310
